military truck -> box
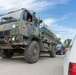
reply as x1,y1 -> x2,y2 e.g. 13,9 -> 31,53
0,8 -> 57,63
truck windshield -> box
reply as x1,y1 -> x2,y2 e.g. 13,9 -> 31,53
0,9 -> 23,24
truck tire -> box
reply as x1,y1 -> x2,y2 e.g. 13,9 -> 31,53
60,50 -> 63,55
1,50 -> 14,59
24,41 -> 40,63
50,46 -> 56,58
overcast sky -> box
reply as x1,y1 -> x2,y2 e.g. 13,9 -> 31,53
0,0 -> 76,42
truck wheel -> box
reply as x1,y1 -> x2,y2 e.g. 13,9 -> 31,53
50,46 -> 56,58
1,50 -> 14,59
24,41 -> 40,63
60,50 -> 63,55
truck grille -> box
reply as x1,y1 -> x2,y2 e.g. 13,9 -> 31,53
0,30 -> 10,37
4,30 -> 10,36
0,31 -> 4,37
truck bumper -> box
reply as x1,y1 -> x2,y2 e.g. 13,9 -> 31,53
0,34 -> 28,49
0,42 -> 26,49
0,36 -> 28,49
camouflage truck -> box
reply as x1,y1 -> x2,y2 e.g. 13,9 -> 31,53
0,8 -> 57,63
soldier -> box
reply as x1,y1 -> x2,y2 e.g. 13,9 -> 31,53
27,17 -> 33,25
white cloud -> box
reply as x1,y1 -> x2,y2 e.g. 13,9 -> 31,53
59,16 -> 68,21
43,18 -> 57,26
0,0 -> 36,11
56,34 -> 62,38
0,0 -> 70,13
43,15 -> 69,26
44,17 -> 76,43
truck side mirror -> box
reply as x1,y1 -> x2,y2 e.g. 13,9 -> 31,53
37,20 -> 43,25
39,20 -> 43,23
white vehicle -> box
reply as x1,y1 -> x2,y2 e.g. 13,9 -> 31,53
64,36 -> 76,75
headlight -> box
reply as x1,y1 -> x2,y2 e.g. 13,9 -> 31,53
12,24 -> 18,28
12,36 -> 15,41
12,24 -> 16,28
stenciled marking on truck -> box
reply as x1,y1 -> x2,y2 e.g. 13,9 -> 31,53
22,25 -> 27,35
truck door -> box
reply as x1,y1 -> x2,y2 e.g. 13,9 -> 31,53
22,11 -> 34,36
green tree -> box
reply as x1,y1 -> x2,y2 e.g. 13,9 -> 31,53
64,39 -> 69,45
56,38 -> 62,44
64,38 -> 72,47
